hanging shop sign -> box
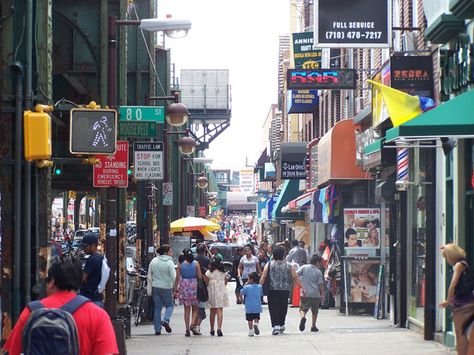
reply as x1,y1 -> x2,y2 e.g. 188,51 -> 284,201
93,141 -> 128,188
133,142 -> 164,181
292,31 -> 322,69
280,142 -> 308,180
287,69 -> 357,90
314,0 -> 391,48
287,90 -> 319,114
390,55 -> 434,98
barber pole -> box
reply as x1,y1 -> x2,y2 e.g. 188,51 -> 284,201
397,148 -> 409,181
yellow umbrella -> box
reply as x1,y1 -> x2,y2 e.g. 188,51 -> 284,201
170,216 -> 221,233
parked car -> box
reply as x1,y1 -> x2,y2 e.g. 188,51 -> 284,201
74,229 -> 89,238
88,227 -> 100,235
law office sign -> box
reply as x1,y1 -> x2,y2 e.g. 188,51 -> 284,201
280,142 -> 308,180
314,0 -> 391,48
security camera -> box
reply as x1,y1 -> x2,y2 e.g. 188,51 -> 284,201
395,180 -> 409,191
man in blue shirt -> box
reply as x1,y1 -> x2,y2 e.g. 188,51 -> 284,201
79,233 -> 104,307
240,272 -> 263,336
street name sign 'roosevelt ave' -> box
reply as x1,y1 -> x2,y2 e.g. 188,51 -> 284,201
133,142 -> 163,180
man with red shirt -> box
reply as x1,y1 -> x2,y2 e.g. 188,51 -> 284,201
3,257 -> 118,355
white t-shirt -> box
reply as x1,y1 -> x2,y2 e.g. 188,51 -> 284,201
240,255 -> 259,279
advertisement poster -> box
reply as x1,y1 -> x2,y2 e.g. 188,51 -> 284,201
348,260 -> 380,303
344,208 -> 381,248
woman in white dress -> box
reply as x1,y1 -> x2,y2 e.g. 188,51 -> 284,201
205,258 -> 229,336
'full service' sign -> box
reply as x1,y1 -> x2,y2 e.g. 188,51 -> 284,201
314,0 -> 391,48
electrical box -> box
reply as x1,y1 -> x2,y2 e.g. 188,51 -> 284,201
24,110 -> 52,161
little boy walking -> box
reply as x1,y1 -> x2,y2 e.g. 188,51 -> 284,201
240,272 -> 263,336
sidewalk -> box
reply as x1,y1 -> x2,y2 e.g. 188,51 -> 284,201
126,285 -> 455,355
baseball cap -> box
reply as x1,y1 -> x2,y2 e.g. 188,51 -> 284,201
80,233 -> 99,247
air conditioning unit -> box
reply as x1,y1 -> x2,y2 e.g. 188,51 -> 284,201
402,32 -> 417,52
355,97 -> 364,113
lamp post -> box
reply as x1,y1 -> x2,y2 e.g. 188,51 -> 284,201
106,15 -> 191,349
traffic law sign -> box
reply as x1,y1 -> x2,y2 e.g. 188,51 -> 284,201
119,106 -> 164,122
133,142 -> 164,180
93,141 -> 129,188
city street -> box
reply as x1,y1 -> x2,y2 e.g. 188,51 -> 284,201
127,284 -> 455,355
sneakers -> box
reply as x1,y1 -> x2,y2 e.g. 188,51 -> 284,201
155,331 -> 161,335
272,326 -> 280,335
311,326 -> 319,332
190,325 -> 201,335
162,321 -> 172,333
299,317 -> 306,331
248,329 -> 255,337
253,324 -> 260,335
279,325 -> 285,334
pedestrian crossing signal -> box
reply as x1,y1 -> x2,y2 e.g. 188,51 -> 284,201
69,108 -> 117,155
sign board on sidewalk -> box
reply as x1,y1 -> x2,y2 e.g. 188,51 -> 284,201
119,106 -> 164,122
133,142 -> 164,181
119,121 -> 157,138
93,141 -> 128,188
163,182 -> 173,206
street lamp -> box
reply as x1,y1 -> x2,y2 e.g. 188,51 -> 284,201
166,102 -> 190,126
197,176 -> 209,189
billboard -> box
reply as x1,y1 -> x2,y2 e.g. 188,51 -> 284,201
314,0 -> 391,48
287,69 -> 357,90
180,69 -> 230,110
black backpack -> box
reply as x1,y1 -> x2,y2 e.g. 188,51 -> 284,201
22,295 -> 90,355
455,261 -> 474,298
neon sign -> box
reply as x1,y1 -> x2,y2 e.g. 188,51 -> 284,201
287,69 -> 357,90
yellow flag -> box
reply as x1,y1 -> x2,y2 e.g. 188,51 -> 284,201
367,80 -> 422,127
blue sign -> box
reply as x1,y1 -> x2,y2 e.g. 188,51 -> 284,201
287,90 -> 319,114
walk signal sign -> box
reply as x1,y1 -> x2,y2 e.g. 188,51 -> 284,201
70,108 -> 117,155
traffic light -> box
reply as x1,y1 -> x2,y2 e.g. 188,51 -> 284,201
24,109 -> 52,161
54,165 -> 62,175
70,108 -> 117,155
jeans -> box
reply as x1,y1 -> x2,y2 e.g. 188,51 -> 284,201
152,287 -> 174,332
267,290 -> 290,327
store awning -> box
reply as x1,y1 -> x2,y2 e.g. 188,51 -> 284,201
386,90 -> 474,142
271,179 -> 304,220
363,138 -> 384,155
285,190 -> 313,211
264,162 -> 276,179
317,119 -> 371,186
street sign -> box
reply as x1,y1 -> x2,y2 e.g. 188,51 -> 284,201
70,108 -> 118,154
163,182 -> 173,206
133,142 -> 164,180
93,141 -> 128,188
118,106 -> 165,122
118,121 -> 157,138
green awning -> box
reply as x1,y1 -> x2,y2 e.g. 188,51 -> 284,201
271,179 -> 303,220
363,138 -> 384,155
386,90 -> 474,142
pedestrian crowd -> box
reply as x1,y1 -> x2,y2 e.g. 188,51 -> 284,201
148,239 -> 328,338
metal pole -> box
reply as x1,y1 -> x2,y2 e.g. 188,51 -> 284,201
380,201 -> 386,319
12,62 -> 23,322
106,15 -> 118,318
24,0 -> 33,305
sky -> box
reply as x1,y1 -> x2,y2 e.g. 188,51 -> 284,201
158,0 -> 290,171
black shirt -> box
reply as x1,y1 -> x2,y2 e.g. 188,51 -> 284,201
195,254 -> 211,273
80,253 -> 103,302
